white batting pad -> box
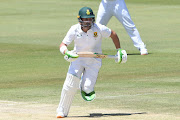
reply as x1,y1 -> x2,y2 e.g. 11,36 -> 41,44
57,73 -> 80,116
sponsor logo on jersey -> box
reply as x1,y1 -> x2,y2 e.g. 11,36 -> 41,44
77,34 -> 82,38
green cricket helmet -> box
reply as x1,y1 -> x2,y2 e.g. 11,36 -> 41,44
77,7 -> 95,28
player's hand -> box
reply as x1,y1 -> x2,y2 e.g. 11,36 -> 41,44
64,50 -> 79,62
115,48 -> 127,64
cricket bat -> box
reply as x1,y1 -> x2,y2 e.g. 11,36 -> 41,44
77,52 -> 117,59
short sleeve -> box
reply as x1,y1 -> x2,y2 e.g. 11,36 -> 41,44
97,23 -> 111,38
62,26 -> 76,45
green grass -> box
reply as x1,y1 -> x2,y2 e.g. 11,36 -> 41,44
126,0 -> 180,5
0,0 -> 180,118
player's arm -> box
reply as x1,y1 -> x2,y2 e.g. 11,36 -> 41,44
59,26 -> 79,62
59,42 -> 68,54
110,30 -> 127,64
59,42 -> 78,62
110,30 -> 121,49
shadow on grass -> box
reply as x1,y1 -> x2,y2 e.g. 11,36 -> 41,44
69,112 -> 147,118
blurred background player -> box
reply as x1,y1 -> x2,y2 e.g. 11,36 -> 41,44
57,7 -> 127,118
96,0 -> 148,55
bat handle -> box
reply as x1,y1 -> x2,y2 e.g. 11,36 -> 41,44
107,55 -> 117,59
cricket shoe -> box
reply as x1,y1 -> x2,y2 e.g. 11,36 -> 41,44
139,47 -> 148,55
56,112 -> 66,118
81,90 -> 96,102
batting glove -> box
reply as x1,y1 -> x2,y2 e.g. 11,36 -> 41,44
115,48 -> 127,64
64,50 -> 79,62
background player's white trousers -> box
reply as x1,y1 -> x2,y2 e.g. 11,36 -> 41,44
96,0 -> 146,49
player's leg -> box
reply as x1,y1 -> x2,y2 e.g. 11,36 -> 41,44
56,73 -> 80,118
96,0 -> 113,25
114,0 -> 148,55
56,59 -> 84,118
80,58 -> 102,101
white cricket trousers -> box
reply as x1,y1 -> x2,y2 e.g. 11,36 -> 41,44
96,0 -> 145,49
68,57 -> 102,93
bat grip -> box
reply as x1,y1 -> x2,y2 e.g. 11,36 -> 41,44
107,55 -> 117,59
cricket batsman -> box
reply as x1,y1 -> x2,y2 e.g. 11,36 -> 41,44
56,7 -> 127,118
96,0 -> 148,55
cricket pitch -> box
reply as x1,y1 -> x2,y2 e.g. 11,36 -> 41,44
0,100 -> 179,120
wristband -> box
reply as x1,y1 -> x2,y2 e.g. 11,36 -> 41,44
60,45 -> 68,55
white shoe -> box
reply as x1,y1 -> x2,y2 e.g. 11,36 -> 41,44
140,48 -> 148,55
56,112 -> 65,118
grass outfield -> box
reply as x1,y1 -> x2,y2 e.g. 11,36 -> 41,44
0,0 -> 180,119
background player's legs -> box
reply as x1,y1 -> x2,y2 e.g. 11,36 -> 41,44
96,1 -> 113,25
114,0 -> 148,54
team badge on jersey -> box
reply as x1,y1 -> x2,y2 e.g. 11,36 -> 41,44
94,32 -> 98,37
